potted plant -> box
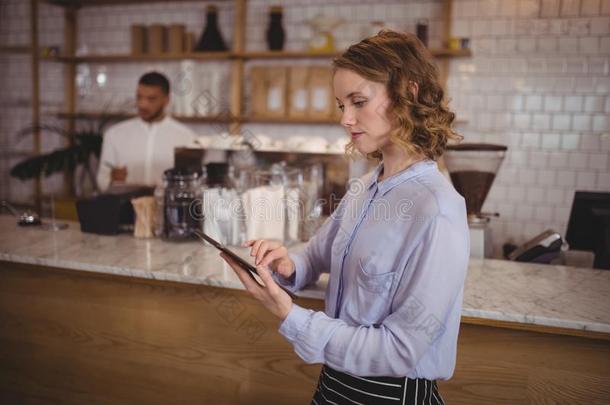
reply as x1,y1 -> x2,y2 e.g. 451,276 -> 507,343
9,113 -> 124,219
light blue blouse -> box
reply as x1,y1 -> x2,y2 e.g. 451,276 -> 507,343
276,160 -> 470,380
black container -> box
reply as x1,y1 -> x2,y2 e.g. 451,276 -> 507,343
266,6 -> 285,51
205,162 -> 230,187
195,5 -> 228,52
76,186 -> 154,235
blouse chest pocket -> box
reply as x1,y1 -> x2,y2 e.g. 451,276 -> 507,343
348,258 -> 396,326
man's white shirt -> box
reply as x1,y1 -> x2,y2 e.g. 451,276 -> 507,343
96,116 -> 196,190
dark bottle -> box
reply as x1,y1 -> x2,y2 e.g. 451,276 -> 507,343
416,19 -> 428,47
266,5 -> 285,51
195,5 -> 228,52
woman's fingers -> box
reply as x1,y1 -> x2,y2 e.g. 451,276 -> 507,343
250,239 -> 265,258
247,239 -> 281,253
258,246 -> 286,268
255,240 -> 272,265
250,240 -> 282,265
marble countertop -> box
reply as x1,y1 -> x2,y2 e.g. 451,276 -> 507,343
1,215 -> 608,335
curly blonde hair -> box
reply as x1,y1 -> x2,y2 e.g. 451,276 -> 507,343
333,30 -> 462,161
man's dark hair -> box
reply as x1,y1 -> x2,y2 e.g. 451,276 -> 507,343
138,71 -> 170,95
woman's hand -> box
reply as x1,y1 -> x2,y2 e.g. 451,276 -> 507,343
244,239 -> 296,280
220,252 -> 293,320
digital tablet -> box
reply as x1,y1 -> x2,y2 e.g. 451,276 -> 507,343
193,230 -> 297,300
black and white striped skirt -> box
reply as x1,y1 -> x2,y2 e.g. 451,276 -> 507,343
311,365 -> 444,405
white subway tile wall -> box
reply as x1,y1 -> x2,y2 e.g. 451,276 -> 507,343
449,0 -> 610,256
1,0 -> 608,256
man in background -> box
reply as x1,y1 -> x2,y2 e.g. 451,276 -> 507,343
96,71 -> 196,191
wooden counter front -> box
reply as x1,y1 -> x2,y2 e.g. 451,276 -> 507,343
0,261 -> 323,404
439,323 -> 610,404
1,261 -> 609,404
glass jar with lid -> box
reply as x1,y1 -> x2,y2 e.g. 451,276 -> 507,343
161,168 -> 204,241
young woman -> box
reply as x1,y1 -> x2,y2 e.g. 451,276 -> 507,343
221,30 -> 469,405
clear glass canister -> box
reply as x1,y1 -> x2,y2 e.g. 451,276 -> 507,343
238,163 -> 303,244
162,168 -> 204,241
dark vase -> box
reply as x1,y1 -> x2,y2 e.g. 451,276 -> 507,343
416,18 -> 428,47
266,6 -> 285,51
195,5 -> 228,52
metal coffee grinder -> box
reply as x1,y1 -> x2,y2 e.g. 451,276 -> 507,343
444,143 -> 507,258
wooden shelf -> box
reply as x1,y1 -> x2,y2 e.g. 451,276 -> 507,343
240,48 -> 469,60
56,111 -> 131,120
0,151 -> 36,159
240,48 -> 473,59
44,51 -> 336,63
43,52 -> 232,63
0,100 -> 32,108
56,111 -> 234,124
0,46 -> 32,54
55,111 -> 344,125
44,0 -> 231,7
0,199 -> 36,209
55,112 -> 467,126
237,51 -> 341,59
241,116 -> 339,125
42,48 -> 472,64
430,48 -> 472,58
177,114 -> 234,124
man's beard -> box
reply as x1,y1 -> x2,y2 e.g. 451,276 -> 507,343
140,106 -> 165,122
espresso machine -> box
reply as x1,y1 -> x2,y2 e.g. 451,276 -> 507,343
443,143 -> 507,258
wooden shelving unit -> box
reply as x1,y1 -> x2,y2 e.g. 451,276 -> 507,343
42,0 -> 471,130
24,0 -> 470,201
